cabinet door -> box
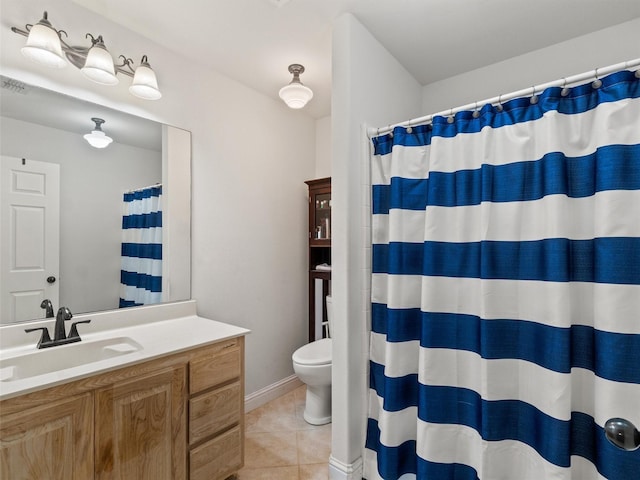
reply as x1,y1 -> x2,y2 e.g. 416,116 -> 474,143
0,392 -> 93,480
95,364 -> 187,480
309,184 -> 331,246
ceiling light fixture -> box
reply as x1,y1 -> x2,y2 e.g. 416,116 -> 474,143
84,118 -> 113,149
279,64 -> 313,109
11,11 -> 162,100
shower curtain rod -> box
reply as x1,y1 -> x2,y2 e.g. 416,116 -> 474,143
368,57 -> 640,138
124,182 -> 162,194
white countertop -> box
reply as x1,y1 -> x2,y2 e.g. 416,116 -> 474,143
0,301 -> 250,401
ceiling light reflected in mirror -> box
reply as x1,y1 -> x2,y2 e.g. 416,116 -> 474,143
84,117 -> 113,148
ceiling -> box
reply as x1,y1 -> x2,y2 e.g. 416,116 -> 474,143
42,1 -> 640,118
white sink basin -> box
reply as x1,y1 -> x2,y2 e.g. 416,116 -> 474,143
0,337 -> 143,382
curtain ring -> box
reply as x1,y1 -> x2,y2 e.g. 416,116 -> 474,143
496,94 -> 504,112
561,77 -> 570,97
592,67 -> 602,89
406,125 -> 413,133
472,101 -> 480,118
447,108 -> 454,124
530,86 -> 539,105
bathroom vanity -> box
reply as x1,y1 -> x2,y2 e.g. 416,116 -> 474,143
0,301 -> 249,480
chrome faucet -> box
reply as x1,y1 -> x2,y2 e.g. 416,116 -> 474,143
25,306 -> 91,349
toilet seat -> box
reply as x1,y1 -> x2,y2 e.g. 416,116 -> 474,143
292,338 -> 331,366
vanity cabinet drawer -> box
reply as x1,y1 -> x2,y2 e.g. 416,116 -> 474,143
189,425 -> 242,480
189,340 -> 240,394
189,381 -> 241,444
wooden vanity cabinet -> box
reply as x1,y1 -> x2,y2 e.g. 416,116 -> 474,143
0,336 -> 245,480
0,392 -> 94,479
188,337 -> 244,480
95,364 -> 187,480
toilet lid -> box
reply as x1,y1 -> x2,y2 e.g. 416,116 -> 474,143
292,338 -> 332,365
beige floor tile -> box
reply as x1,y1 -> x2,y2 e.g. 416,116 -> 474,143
236,465 -> 299,480
246,405 -> 300,433
240,385 -> 330,477
293,385 -> 307,406
296,426 -> 332,465
245,390 -> 301,433
299,463 -> 329,480
243,431 -> 299,469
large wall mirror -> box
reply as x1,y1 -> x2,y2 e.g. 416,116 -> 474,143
0,76 -> 191,324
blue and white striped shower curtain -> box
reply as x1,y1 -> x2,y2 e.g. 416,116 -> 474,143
119,184 -> 162,308
366,70 -> 640,479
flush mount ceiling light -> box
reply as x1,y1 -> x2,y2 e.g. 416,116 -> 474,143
279,64 -> 313,109
84,118 -> 113,149
11,11 -> 162,100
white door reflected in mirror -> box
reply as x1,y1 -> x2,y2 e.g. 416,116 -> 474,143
1,156 -> 60,323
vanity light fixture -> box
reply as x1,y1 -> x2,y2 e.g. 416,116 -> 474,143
80,34 -> 118,85
18,11 -> 67,69
129,55 -> 162,100
11,11 -> 162,100
279,64 -> 313,109
84,118 -> 113,149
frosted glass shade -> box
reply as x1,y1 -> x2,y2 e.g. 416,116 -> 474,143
129,63 -> 162,100
84,130 -> 113,148
279,82 -> 313,109
81,45 -> 118,85
21,23 -> 66,69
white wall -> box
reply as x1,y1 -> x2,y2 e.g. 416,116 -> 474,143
0,0 -> 316,396
422,17 -> 640,114
330,13 -> 423,479
1,116 -> 160,313
315,115 -> 332,178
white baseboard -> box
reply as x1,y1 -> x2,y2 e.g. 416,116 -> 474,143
244,374 -> 303,412
329,455 -> 363,480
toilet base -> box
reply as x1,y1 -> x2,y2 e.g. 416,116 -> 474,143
303,384 -> 332,425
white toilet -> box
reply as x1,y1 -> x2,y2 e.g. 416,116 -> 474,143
292,295 -> 333,425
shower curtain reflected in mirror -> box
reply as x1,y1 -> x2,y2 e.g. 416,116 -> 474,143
366,70 -> 640,479
119,184 -> 162,308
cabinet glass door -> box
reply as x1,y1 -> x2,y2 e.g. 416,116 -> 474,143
313,193 -> 331,240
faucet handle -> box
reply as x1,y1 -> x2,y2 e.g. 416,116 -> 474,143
25,327 -> 52,348
68,320 -> 91,339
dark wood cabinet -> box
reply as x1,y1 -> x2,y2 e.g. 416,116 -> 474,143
305,177 -> 331,342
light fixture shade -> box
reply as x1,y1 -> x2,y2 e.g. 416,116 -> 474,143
279,64 -> 313,109
84,118 -> 113,148
81,39 -> 118,85
21,14 -> 66,69
84,130 -> 113,148
129,56 -> 161,100
279,83 -> 313,109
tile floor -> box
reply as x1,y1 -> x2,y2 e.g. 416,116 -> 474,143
236,385 -> 331,480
